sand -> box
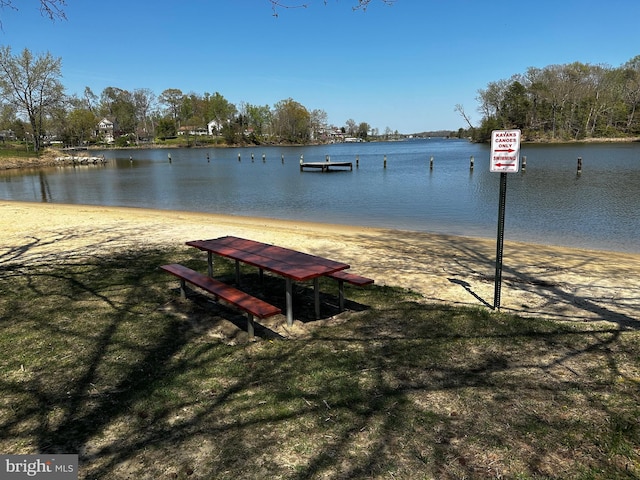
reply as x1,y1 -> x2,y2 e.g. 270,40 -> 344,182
2,200 -> 638,328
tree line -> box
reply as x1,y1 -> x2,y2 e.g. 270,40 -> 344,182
466,56 -> 640,142
6,44 -> 637,151
0,46 -> 381,151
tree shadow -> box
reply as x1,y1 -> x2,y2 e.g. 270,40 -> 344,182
203,268 -> 372,324
1,231 -> 638,478
333,230 -> 640,330
447,278 -> 492,308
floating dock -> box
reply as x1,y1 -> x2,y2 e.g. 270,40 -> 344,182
299,161 -> 353,172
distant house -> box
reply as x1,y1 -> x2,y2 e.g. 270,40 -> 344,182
207,119 -> 225,135
0,130 -> 16,142
97,118 -> 114,143
324,128 -> 345,142
178,125 -> 208,136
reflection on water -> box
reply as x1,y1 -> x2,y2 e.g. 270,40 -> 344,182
1,139 -> 639,253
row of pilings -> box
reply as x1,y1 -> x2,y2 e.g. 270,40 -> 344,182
168,152 -> 586,174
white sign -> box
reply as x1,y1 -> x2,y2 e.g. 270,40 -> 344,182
490,129 -> 521,173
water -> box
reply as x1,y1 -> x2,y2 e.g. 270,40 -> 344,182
1,139 -> 639,253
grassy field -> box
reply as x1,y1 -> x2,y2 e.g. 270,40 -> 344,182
1,245 -> 639,479
0,142 -> 35,158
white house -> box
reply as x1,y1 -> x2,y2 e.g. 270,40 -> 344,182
0,129 -> 16,141
178,125 -> 208,136
207,119 -> 225,135
97,118 -> 114,143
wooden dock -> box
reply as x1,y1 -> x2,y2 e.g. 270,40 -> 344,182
299,161 -> 353,172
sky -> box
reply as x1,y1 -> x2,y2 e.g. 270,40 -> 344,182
1,0 -> 639,133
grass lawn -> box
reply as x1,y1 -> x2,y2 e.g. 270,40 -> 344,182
0,143 -> 35,159
1,245 -> 639,479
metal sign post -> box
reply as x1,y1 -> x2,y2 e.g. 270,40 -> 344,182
494,172 -> 508,309
490,129 -> 521,310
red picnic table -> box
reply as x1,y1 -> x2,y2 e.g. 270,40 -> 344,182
186,236 -> 350,326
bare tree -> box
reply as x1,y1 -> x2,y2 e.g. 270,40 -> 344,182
309,108 -> 328,139
454,104 -> 474,129
0,46 -> 64,151
345,118 -> 357,136
622,56 -> 640,132
133,88 -> 156,139
0,0 -> 67,25
83,86 -> 98,113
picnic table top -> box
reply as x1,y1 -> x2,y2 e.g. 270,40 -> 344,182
186,236 -> 350,282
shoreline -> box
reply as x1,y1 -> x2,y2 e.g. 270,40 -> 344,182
2,200 -> 639,326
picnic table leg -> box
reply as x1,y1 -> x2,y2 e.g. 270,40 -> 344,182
314,277 -> 320,319
179,278 -> 187,299
207,252 -> 213,277
247,313 -> 255,339
337,279 -> 345,311
235,260 -> 241,286
286,278 -> 293,326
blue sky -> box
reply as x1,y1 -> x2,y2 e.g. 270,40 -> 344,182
1,0 -> 639,133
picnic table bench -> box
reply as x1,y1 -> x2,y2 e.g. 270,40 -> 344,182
160,263 -> 281,339
325,270 -> 374,311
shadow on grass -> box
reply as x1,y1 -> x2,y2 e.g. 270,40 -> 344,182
0,243 -> 639,479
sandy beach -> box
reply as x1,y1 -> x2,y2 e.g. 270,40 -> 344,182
2,200 -> 638,328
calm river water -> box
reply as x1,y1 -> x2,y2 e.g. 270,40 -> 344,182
1,138 -> 639,253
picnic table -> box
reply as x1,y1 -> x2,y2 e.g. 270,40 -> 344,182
186,236 -> 351,326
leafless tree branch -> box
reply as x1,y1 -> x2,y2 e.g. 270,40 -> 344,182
268,0 -> 395,16
38,0 -> 67,21
455,104 -> 474,129
0,0 -> 67,28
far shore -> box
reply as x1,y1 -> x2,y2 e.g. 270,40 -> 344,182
1,135 -> 639,170
2,200 -> 639,327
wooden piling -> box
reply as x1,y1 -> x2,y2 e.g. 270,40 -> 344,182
281,154 -> 284,164
262,153 -> 266,163
238,153 -> 241,162
470,155 -> 474,169
356,155 -> 359,168
577,157 -> 582,174
384,155 -> 387,169
168,153 -> 171,163
521,155 -> 526,171
430,156 -> 434,170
